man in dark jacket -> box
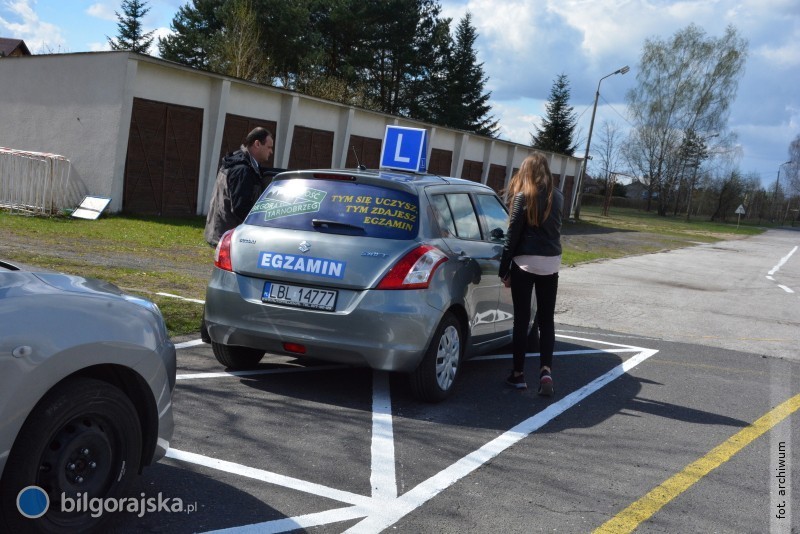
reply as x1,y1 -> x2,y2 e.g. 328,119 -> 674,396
204,127 -> 274,247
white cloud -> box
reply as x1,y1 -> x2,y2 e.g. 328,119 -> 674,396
490,99 -> 546,145
86,2 -> 116,22
88,40 -> 110,52
148,26 -> 171,56
0,0 -> 66,52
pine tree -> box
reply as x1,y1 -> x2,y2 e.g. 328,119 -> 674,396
108,0 -> 156,54
158,0 -> 225,69
418,13 -> 497,137
531,74 -> 578,155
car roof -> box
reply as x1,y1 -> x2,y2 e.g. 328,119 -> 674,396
273,168 -> 498,193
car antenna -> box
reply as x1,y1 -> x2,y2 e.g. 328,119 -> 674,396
351,146 -> 366,171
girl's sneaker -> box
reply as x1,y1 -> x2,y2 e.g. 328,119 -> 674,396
506,372 -> 527,390
538,370 -> 554,397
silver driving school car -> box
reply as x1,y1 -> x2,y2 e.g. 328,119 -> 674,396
0,260 -> 176,533
204,169 -> 535,401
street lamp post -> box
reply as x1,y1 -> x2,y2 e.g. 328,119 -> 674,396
573,65 -> 630,220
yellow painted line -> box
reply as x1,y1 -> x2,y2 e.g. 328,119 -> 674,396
595,393 -> 800,534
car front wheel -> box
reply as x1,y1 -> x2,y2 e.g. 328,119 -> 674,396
409,312 -> 462,402
211,342 -> 265,369
0,376 -> 142,534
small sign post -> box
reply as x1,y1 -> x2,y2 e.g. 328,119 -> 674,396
735,204 -> 745,229
379,126 -> 428,172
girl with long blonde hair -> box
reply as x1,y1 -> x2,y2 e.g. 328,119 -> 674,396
498,153 -> 563,395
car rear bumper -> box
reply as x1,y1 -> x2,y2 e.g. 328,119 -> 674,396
204,270 -> 445,372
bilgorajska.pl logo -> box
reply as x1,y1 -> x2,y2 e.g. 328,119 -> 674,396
61,492 -> 196,518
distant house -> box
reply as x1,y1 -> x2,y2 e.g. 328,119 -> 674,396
626,179 -> 648,200
0,38 -> 31,58
581,174 -> 602,194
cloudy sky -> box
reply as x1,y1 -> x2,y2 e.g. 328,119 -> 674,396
2,0 -> 798,187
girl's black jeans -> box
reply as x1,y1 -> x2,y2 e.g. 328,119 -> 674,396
510,261 -> 559,374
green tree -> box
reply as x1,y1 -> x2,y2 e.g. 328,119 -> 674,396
531,74 -> 578,155
592,120 -> 625,193
626,24 -> 747,215
442,13 -> 497,136
677,128 -> 712,219
209,0 -> 271,83
350,0 -> 450,116
158,0 -> 225,69
786,134 -> 800,197
253,0 -> 317,88
108,0 -> 156,54
295,0 -> 377,108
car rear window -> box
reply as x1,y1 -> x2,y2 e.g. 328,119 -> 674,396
245,178 -> 419,240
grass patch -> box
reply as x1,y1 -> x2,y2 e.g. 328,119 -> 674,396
2,206 -> 766,336
577,205 -> 764,238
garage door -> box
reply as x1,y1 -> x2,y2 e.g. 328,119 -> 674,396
486,164 -> 507,193
124,98 -> 203,216
428,148 -> 452,176
219,114 -> 277,169
461,160 -> 483,182
288,126 -> 334,169
345,135 -> 381,169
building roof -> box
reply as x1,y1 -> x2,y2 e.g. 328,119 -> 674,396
0,38 -> 31,57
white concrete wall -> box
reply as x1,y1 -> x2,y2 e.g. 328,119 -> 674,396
0,51 -> 582,216
0,52 -> 131,210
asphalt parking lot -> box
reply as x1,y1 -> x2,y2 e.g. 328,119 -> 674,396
107,324 -> 798,533
88,228 -> 798,533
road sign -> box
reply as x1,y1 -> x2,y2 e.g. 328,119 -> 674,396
380,126 -> 428,172
735,204 -> 746,215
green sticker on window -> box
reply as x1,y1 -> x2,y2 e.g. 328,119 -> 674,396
252,185 -> 327,221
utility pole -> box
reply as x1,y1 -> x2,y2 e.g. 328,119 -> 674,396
573,66 -> 629,220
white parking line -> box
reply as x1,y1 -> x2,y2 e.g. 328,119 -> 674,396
766,246 -> 798,294
166,335 -> 658,533
175,339 -> 206,349
345,347 -> 659,533
157,292 -> 206,304
166,448 -> 372,507
767,246 -> 797,276
176,365 -> 347,381
370,371 -> 398,501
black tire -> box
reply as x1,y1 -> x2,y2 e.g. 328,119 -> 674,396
409,312 -> 463,402
0,377 -> 142,534
211,341 -> 265,369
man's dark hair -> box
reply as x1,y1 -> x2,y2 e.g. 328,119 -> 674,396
244,127 -> 273,147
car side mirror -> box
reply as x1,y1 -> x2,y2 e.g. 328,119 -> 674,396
490,228 -> 504,241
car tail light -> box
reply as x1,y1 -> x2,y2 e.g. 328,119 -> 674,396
214,230 -> 234,272
377,245 -> 448,290
283,342 -> 307,354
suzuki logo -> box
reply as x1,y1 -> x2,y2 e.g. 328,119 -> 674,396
298,241 -> 311,253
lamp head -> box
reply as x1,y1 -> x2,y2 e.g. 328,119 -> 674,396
618,66 -> 630,75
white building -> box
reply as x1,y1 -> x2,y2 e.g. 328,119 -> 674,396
0,51 -> 581,217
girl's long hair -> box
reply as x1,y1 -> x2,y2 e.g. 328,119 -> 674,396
503,153 -> 554,227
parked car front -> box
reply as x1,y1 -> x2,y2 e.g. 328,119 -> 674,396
204,169 -> 533,401
0,260 -> 176,533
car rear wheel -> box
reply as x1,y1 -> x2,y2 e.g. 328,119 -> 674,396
211,342 -> 265,369
409,312 -> 462,402
0,377 -> 141,534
